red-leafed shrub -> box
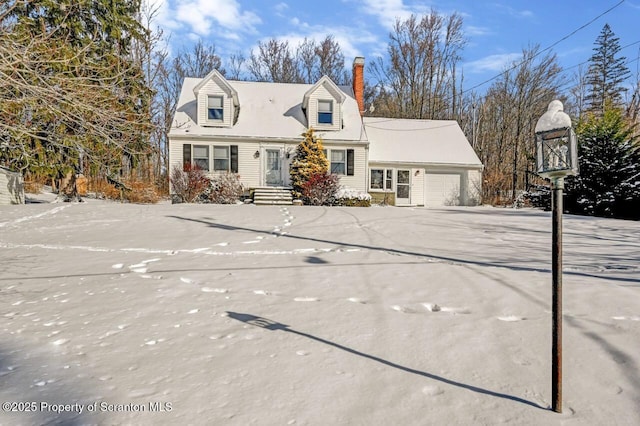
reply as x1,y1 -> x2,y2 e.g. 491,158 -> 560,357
170,164 -> 209,203
301,173 -> 339,206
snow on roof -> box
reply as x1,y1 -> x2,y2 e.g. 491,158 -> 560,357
169,77 -> 365,143
364,117 -> 482,167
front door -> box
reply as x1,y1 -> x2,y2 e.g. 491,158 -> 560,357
396,169 -> 410,205
265,149 -> 282,186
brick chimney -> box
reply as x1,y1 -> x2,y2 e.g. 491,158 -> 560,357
352,57 -> 365,116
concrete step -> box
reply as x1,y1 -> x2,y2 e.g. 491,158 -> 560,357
252,187 -> 294,205
254,200 -> 294,205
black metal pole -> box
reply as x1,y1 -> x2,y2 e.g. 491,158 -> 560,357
551,177 -> 563,413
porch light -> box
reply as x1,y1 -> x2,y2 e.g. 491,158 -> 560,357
254,150 -> 260,159
535,100 -> 578,179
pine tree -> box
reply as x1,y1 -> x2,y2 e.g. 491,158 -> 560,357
585,24 -> 631,115
0,0 -> 152,185
565,108 -> 640,219
289,129 -> 329,199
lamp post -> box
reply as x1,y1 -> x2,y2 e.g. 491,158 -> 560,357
534,100 -> 578,413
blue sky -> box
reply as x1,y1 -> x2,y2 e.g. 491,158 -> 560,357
151,0 -> 640,92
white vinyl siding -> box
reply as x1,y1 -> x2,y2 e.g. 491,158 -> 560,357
324,145 -> 366,192
411,168 -> 425,206
197,79 -> 233,127
237,143 -> 261,188
308,85 -> 341,131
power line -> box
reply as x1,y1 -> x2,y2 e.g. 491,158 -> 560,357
462,0 -> 626,95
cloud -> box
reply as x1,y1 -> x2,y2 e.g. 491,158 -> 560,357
491,3 -> 534,19
465,53 -> 522,73
159,0 -> 261,38
464,25 -> 492,37
358,0 -> 413,29
275,2 -> 289,14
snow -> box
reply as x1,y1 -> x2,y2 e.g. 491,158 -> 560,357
1,197 -> 639,425
535,100 -> 572,133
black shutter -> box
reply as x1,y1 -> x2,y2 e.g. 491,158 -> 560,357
183,144 -> 191,170
347,149 -> 355,176
230,145 -> 238,173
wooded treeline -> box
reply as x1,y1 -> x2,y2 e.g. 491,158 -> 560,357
1,3 -> 638,216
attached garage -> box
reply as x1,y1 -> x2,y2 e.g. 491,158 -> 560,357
425,172 -> 462,206
364,118 -> 483,207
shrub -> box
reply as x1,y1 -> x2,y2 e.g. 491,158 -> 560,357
290,129 -> 329,199
124,179 -> 160,204
301,172 -> 339,205
170,164 -> 209,203
88,178 -> 121,200
204,172 -> 244,204
334,187 -> 371,207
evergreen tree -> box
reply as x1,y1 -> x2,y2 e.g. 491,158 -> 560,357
289,129 -> 329,199
585,24 -> 630,115
565,108 -> 640,219
0,0 -> 152,186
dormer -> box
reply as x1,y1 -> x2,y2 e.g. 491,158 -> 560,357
193,69 -> 239,128
302,76 -> 346,131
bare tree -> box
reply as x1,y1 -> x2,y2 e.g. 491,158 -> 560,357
227,51 -> 246,80
248,36 -> 348,84
248,39 -> 301,83
567,64 -> 589,121
315,36 -> 347,84
474,46 -> 564,204
369,10 -> 466,119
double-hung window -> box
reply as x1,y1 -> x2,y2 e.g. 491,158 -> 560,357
208,95 -> 224,121
318,100 -> 333,124
193,145 -> 210,171
330,150 -> 346,175
213,146 -> 229,171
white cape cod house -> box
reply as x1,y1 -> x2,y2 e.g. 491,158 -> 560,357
169,58 -> 483,206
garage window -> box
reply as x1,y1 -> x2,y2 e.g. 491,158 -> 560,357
370,169 -> 393,190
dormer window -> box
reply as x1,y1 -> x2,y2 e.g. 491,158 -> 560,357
208,95 -> 224,121
318,100 -> 333,124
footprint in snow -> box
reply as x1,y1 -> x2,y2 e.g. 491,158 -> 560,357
242,240 -> 260,244
422,385 -> 444,396
391,305 -> 418,313
254,290 -> 272,296
348,297 -> 367,304
112,263 -> 124,269
129,263 -> 148,274
201,287 -> 228,293
612,316 -> 640,321
294,297 -> 319,302
422,303 -> 471,314
497,315 -> 526,322
180,277 -> 195,284
215,242 -> 229,246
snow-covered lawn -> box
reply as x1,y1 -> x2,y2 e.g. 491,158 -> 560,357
1,200 -> 638,425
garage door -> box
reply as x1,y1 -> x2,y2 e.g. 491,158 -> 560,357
425,173 -> 461,206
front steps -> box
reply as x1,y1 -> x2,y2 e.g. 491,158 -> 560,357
253,187 -> 293,205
